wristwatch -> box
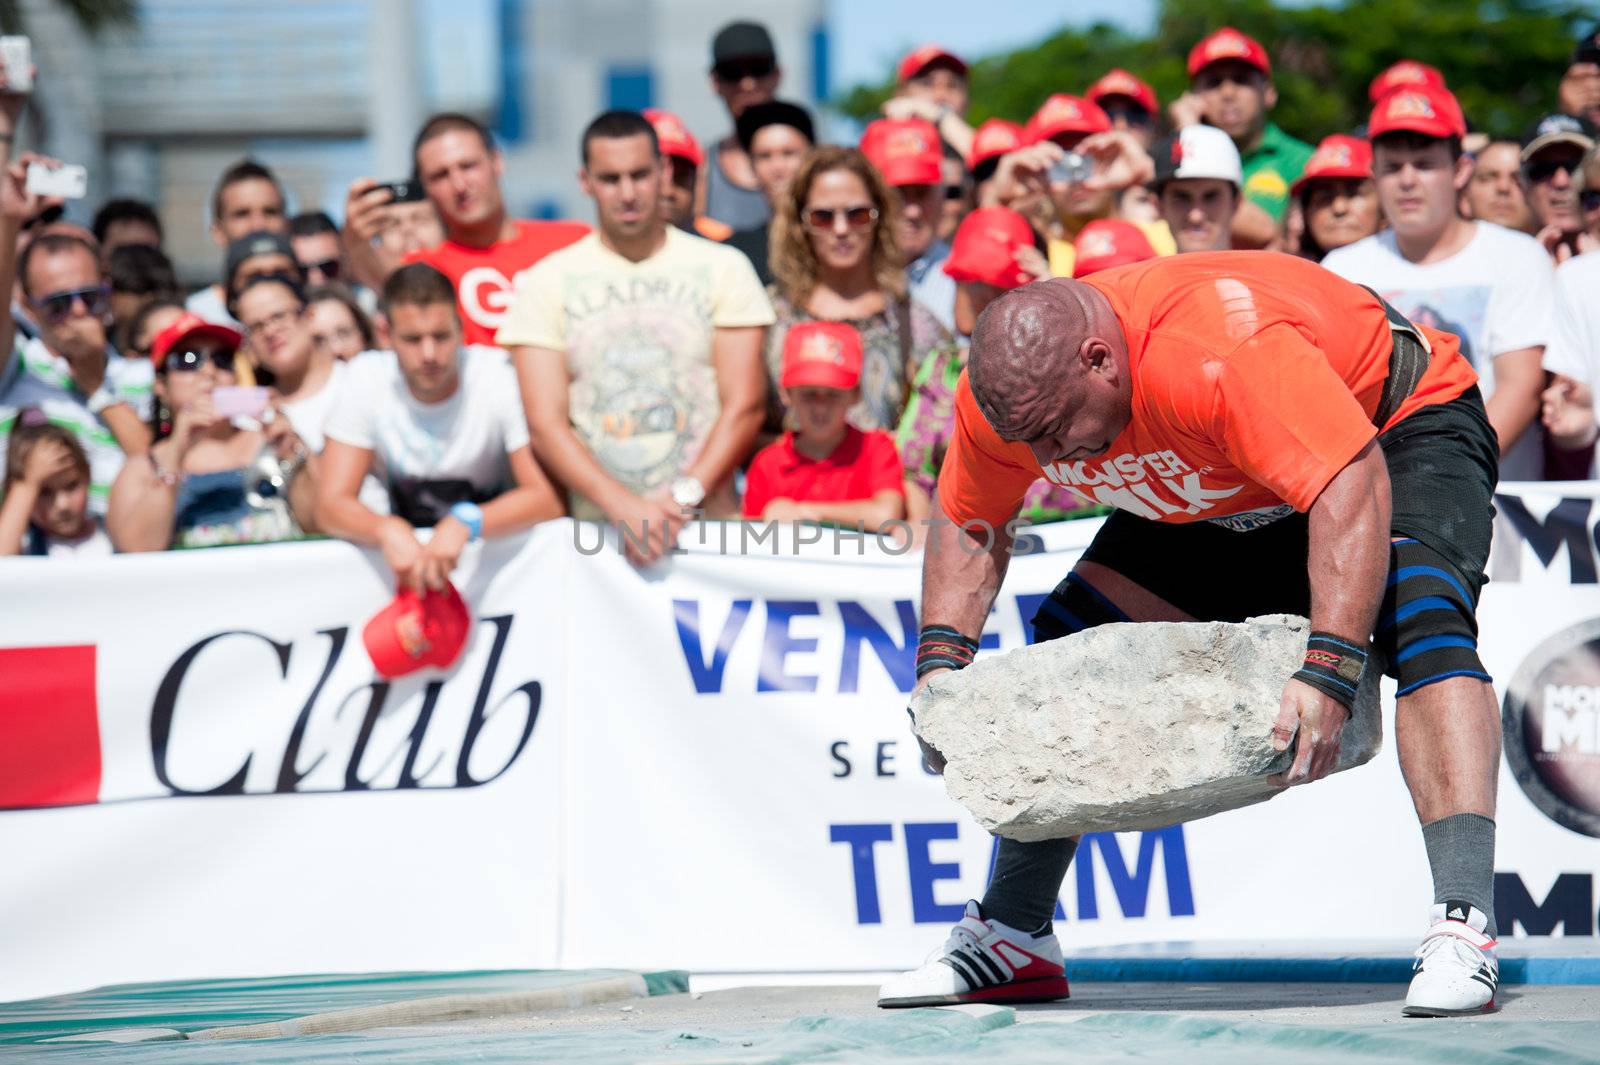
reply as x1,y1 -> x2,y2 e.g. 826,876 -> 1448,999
449,501 -> 484,541
670,475 -> 706,509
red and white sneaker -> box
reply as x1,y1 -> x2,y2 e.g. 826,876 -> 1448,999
877,900 -> 1069,1008
1403,902 -> 1499,1017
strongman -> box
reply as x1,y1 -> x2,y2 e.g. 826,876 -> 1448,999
880,252 -> 1502,1017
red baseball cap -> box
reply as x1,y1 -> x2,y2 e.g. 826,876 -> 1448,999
859,118 -> 942,186
967,119 -> 1026,172
1072,219 -> 1157,278
643,108 -> 703,168
943,207 -> 1036,290
363,582 -> 472,679
1291,134 -> 1374,196
1025,94 -> 1111,144
1086,68 -> 1159,114
149,311 -> 243,362
1367,84 -> 1467,140
1368,59 -> 1447,103
780,321 -> 863,390
1187,27 -> 1271,78
897,44 -> 967,84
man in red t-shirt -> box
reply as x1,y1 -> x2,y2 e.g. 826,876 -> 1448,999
342,112 -> 589,347
880,253 -> 1505,1019
742,321 -> 904,528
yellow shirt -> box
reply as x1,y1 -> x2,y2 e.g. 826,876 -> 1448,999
1047,220 -> 1177,277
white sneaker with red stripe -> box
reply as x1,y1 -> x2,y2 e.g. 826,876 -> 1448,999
1403,902 -> 1499,1017
877,900 -> 1070,1008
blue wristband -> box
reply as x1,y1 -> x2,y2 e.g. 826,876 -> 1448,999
449,501 -> 483,541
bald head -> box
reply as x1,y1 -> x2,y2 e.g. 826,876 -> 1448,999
969,277 -> 1121,441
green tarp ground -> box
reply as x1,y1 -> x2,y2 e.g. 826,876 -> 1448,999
0,969 -> 687,1046
5,1004 -> 1600,1065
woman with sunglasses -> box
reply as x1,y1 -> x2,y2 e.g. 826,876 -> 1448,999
107,313 -> 313,552
766,146 -> 956,435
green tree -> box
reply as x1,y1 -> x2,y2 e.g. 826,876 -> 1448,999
838,0 -> 1595,142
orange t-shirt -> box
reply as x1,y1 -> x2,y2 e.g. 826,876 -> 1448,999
407,219 -> 590,347
938,252 -> 1479,532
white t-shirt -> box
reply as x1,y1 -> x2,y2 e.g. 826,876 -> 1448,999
1542,252 -> 1600,477
495,227 -> 775,518
0,336 -> 154,515
185,285 -> 241,328
1321,222 -> 1555,481
25,517 -> 113,558
279,359 -> 346,453
323,345 -> 529,519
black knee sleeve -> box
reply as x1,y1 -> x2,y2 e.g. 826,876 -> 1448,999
1030,572 -> 1130,645
1377,538 -> 1492,696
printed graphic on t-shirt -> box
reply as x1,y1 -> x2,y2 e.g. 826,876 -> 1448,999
1378,287 -> 1485,369
566,274 -> 718,493
1038,448 -> 1245,521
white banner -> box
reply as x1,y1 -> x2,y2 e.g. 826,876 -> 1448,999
1,484 -> 1598,1001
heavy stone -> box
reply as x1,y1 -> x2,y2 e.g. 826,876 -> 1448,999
912,614 -> 1383,841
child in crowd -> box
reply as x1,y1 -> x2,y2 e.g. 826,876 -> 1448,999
743,321 -> 905,530
0,410 -> 113,557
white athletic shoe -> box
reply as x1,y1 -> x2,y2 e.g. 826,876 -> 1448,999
877,900 -> 1070,1008
1403,902 -> 1499,1017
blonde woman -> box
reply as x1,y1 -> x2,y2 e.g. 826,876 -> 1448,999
765,146 -> 955,433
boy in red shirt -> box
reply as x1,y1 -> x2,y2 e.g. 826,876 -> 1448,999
743,322 -> 905,529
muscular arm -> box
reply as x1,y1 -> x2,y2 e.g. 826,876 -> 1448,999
920,491 -> 1018,640
1305,439 -> 1392,645
513,345 -> 633,514
313,439 -> 391,546
1485,346 -> 1546,457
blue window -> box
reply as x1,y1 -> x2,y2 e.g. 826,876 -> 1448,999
606,65 -> 654,112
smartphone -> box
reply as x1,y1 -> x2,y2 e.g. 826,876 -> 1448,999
25,162 -> 87,200
1047,151 -> 1094,186
0,37 -> 32,94
377,178 -> 424,203
211,386 -> 271,420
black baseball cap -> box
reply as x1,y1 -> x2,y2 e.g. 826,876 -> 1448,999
735,101 -> 815,153
224,230 -> 296,283
1521,112 -> 1597,162
1574,25 -> 1600,66
711,21 -> 776,68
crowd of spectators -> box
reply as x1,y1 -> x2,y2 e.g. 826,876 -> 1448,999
3,18 -> 1600,594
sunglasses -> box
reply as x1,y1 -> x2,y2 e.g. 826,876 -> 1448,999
304,257 -> 341,280
1101,103 -> 1153,127
1581,189 -> 1600,211
1524,157 -> 1580,183
804,205 -> 879,230
944,185 -> 968,201
30,284 -> 110,325
163,348 -> 237,374
714,57 -> 775,83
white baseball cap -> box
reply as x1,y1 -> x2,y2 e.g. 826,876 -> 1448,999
1152,125 -> 1243,189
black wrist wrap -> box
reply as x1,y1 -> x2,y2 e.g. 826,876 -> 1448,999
1292,631 -> 1368,712
916,624 -> 979,679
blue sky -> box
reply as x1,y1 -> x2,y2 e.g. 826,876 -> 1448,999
826,0 -> 1156,92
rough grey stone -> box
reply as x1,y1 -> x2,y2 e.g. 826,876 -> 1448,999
912,614 -> 1383,841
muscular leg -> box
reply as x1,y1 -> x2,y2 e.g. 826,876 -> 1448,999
1395,676 -> 1501,935
979,561 -> 1193,931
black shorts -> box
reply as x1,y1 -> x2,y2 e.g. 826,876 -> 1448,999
1035,388 -> 1499,696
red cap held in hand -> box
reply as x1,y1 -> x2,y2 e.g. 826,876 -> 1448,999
1187,27 -> 1271,78
943,207 -> 1037,290
860,118 -> 943,186
363,582 -> 472,679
